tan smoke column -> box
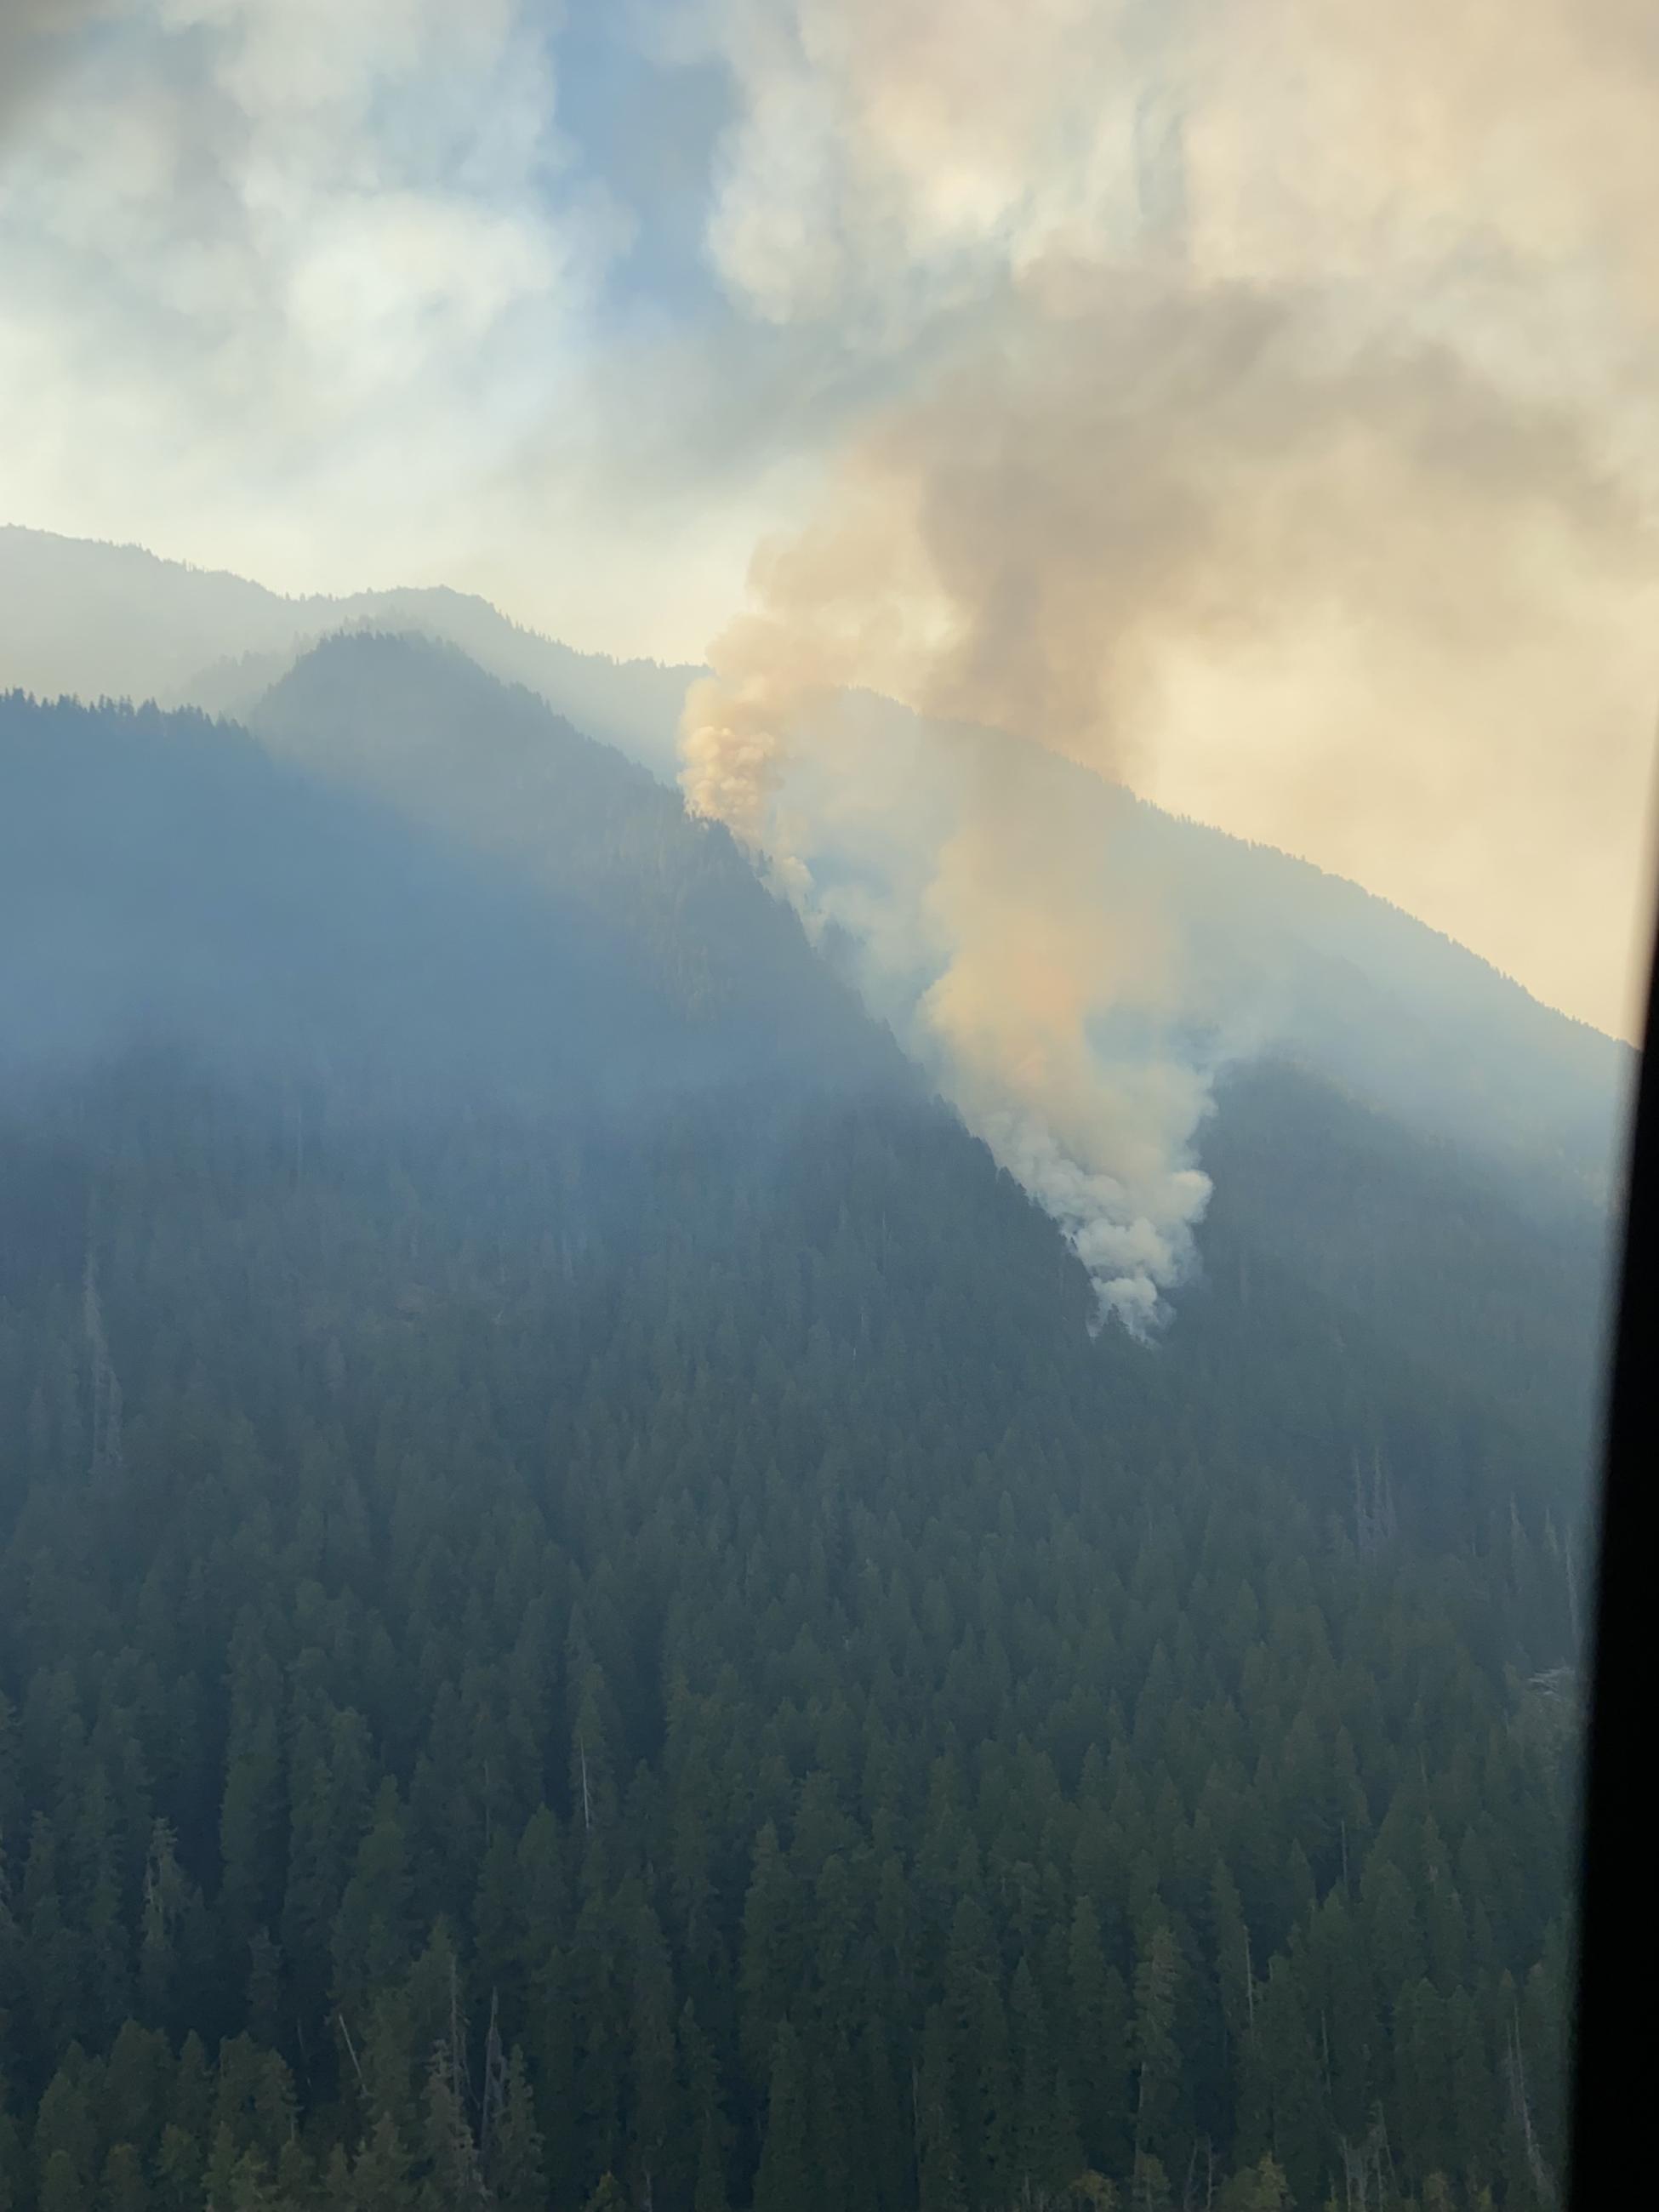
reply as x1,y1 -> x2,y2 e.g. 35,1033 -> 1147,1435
680,245 -> 1656,1324
914,746 -> 1212,1329
681,0 -> 1659,1324
692,0 -> 1659,1008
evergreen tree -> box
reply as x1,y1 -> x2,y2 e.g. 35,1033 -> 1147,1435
752,2024 -> 811,2212
0,679 -> 1596,2212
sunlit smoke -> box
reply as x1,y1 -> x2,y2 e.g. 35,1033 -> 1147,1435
677,413 -> 1229,1332
680,0 -> 1659,1323
686,0 -> 1659,1042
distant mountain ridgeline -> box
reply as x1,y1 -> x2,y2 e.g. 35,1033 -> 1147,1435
0,636 -> 1608,1553
248,633 -> 890,1081
0,525 -> 1630,1220
0,657 -> 898,1123
0,525 -> 697,773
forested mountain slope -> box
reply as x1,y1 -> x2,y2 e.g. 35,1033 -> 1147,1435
1199,1063 -> 1608,1512
777,697 -> 1630,1206
0,668 -> 893,1113
0,673 -> 1594,2212
244,634 -> 882,1084
0,528 -> 1631,1206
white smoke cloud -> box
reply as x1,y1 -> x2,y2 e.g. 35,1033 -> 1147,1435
682,648 -> 1221,1330
681,0 -> 1659,1041
677,0 -> 1659,1323
3,0 -> 1653,1080
989,1115 -> 1209,1334
0,2 -> 696,643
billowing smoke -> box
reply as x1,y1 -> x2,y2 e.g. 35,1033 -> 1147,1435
678,278 -> 1283,1329
682,559 -> 1219,1328
680,0 -> 1659,1328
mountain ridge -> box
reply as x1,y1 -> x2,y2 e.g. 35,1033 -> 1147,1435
2,527 -> 1632,1224
0,637 -> 1596,2212
0,525 -> 1628,1030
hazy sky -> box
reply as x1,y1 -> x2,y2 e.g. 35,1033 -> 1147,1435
3,0 -> 1657,1037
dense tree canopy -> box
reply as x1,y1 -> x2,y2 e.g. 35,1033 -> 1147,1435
0,682 -> 1598,2212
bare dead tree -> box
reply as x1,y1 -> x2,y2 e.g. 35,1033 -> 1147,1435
478,1989 -> 509,2171
83,1246 -> 123,1474
335,2011 -> 367,2097
428,1964 -> 490,2206
1337,2108 -> 1390,2212
1505,2007 -> 1559,2209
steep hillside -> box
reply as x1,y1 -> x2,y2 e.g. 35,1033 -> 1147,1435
778,696 -> 1632,1207
1,654 -> 895,1118
0,662 -> 1595,2212
0,693 -> 657,1114
1,528 -> 1628,1211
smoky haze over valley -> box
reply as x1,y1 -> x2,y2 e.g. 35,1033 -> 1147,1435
0,6 -> 1646,2211
4,0 -> 1656,1322
0,584 -> 1616,2212
3,2 -> 1657,1042
0,524 -> 1635,1314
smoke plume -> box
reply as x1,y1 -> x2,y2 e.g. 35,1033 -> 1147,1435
681,0 -> 1659,1326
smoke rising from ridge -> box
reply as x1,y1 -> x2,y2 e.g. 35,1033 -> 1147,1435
684,573 -> 1220,1328
2,0 -> 1655,1038
686,0 -> 1659,1036
681,0 -> 1659,1321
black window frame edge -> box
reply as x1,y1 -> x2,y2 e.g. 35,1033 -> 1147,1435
1570,899 -> 1656,2209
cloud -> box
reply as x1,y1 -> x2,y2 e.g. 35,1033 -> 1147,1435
3,0 -> 1654,1041
681,0 -> 1659,1046
676,0 -> 1659,1318
0,3 -> 664,630
0,1 -> 901,664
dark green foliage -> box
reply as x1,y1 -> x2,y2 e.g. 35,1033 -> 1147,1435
0,685 -> 1593,2210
